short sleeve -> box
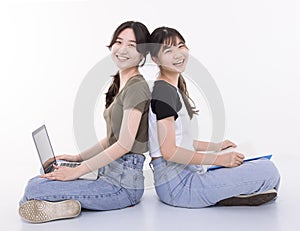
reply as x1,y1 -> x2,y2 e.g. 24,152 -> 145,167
151,81 -> 182,120
122,77 -> 150,112
151,100 -> 178,120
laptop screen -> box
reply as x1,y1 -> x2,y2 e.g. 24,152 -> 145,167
32,125 -> 56,173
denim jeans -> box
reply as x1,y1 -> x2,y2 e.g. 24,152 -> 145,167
20,154 -> 145,210
151,157 -> 280,208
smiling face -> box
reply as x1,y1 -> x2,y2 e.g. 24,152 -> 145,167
154,36 -> 189,73
110,28 -> 143,71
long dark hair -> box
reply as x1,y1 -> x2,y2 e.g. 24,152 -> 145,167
105,21 -> 150,108
149,26 -> 198,118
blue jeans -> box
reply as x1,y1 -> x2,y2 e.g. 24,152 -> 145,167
20,154 -> 145,210
151,157 -> 280,208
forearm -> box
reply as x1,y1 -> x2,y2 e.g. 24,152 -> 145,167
78,109 -> 142,173
164,146 -> 219,165
78,137 -> 108,161
193,140 -> 221,152
82,141 -> 129,172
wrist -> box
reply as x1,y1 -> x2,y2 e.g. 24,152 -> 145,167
76,154 -> 83,162
206,142 -> 218,151
213,155 -> 222,166
78,162 -> 90,175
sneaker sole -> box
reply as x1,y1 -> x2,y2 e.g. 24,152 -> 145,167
19,200 -> 81,223
216,191 -> 277,206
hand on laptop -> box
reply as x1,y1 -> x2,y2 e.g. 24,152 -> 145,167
56,154 -> 82,162
41,164 -> 90,181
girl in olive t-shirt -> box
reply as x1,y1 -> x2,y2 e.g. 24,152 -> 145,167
19,21 -> 150,223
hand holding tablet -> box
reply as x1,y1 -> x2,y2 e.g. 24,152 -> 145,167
207,154 -> 273,171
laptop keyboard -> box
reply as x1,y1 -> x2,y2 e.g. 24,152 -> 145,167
59,162 -> 80,168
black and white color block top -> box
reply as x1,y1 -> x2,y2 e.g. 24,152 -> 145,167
148,80 -> 197,158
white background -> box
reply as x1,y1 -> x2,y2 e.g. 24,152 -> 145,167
0,0 -> 299,230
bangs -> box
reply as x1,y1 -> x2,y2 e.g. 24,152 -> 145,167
149,27 -> 186,56
163,34 -> 180,47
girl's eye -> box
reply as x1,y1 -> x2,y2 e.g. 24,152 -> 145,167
129,43 -> 136,48
115,40 -> 122,44
164,49 -> 172,54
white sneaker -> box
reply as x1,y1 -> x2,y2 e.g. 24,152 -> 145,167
216,189 -> 278,206
19,200 -> 81,223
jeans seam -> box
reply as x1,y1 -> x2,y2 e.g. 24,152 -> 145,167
200,177 -> 276,190
34,187 -> 125,201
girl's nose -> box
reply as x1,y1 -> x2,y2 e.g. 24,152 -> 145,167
174,47 -> 187,59
118,45 -> 128,54
174,51 -> 183,59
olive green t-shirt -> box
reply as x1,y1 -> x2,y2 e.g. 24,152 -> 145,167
103,74 -> 150,154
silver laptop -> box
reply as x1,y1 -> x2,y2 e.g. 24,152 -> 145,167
32,125 -> 98,180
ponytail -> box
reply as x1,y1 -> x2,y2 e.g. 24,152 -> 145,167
105,72 -> 120,108
178,75 -> 198,119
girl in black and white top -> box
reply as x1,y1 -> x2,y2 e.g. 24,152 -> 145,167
148,26 -> 280,208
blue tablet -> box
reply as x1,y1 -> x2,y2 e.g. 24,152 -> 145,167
207,154 -> 273,171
